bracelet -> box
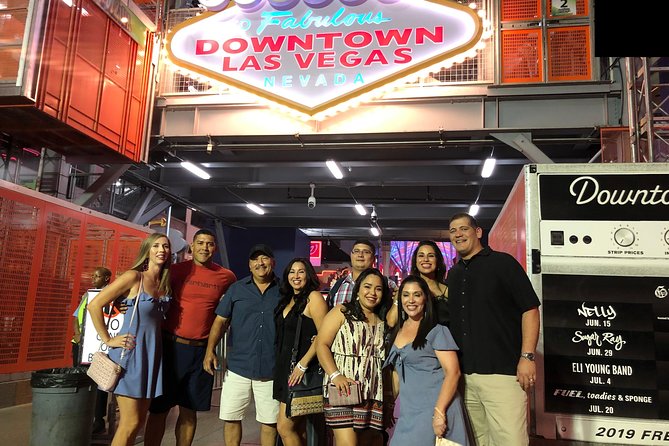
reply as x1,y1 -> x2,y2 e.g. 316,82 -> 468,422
295,362 -> 307,372
433,407 -> 446,420
329,370 -> 341,381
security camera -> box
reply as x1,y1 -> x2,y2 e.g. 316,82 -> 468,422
370,206 -> 378,223
308,183 -> 316,209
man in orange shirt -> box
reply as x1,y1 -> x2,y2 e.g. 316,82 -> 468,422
144,229 -> 237,446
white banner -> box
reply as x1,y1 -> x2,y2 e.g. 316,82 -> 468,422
80,290 -> 125,364
556,415 -> 669,444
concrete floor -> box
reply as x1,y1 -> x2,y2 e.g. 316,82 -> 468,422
1,388 -> 602,446
0,389 -> 261,446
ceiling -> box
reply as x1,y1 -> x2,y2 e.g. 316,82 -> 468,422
132,126 -> 601,241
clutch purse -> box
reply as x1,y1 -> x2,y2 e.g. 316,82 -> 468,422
87,351 -> 123,392
327,381 -> 362,406
435,437 -> 462,446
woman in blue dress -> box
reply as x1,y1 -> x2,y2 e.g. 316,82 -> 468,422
384,275 -> 469,446
88,232 -> 172,446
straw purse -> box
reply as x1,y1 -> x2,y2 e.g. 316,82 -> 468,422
285,315 -> 325,417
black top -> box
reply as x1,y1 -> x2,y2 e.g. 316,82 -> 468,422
434,296 -> 450,326
273,305 -> 318,402
446,246 -> 540,375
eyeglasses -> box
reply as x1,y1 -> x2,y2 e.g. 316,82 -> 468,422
352,249 -> 373,256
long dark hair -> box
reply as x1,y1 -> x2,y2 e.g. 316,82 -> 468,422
341,268 -> 390,322
389,275 -> 436,350
410,240 -> 447,284
276,258 -> 321,318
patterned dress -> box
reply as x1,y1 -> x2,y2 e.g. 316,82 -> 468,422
324,318 -> 386,430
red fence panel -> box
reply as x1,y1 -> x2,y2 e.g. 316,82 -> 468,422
0,180 -> 150,373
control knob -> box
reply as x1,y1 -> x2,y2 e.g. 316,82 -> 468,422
613,228 -> 635,247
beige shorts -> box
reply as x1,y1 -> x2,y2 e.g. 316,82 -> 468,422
218,370 -> 279,424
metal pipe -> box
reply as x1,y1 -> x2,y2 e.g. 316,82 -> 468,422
157,136 -> 599,151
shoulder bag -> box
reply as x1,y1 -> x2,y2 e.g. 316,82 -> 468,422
87,276 -> 141,392
285,315 -> 325,417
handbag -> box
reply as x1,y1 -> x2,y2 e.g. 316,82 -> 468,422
326,381 -> 362,406
435,437 -> 462,446
87,351 -> 122,392
285,315 -> 325,417
87,276 -> 141,392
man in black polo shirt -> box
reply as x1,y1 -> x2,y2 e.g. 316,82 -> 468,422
447,213 -> 540,446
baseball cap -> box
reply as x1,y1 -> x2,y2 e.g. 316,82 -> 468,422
249,244 -> 274,259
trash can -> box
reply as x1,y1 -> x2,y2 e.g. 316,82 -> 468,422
30,366 -> 97,446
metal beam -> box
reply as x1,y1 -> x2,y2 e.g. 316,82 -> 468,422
490,132 -> 554,164
134,199 -> 172,226
74,164 -> 130,206
214,220 -> 231,269
128,189 -> 157,223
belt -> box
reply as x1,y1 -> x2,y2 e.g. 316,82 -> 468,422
164,332 -> 208,347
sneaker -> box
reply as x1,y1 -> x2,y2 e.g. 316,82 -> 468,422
92,419 -> 105,434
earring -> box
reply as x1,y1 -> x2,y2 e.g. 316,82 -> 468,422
142,258 -> 149,271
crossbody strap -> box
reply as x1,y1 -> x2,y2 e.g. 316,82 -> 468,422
98,274 -> 141,363
119,274 -> 142,362
289,311 -> 304,369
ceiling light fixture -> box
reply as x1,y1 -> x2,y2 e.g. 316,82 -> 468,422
246,203 -> 265,215
370,225 -> 380,237
354,204 -> 367,215
469,203 -> 480,216
481,157 -> 496,178
326,160 -> 344,179
348,188 -> 367,216
180,161 -> 211,180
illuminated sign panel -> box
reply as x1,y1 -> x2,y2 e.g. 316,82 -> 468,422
310,240 -> 322,266
167,0 -> 482,116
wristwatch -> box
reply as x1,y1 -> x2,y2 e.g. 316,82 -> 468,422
521,352 -> 535,361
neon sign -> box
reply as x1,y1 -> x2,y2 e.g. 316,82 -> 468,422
167,0 -> 483,117
310,240 -> 323,266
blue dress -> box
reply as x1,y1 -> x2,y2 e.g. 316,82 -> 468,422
107,289 -> 171,398
385,325 -> 470,446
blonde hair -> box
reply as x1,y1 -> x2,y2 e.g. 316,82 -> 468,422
130,232 -> 172,296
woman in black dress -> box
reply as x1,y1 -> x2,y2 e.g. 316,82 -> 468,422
410,240 -> 450,325
274,258 -> 328,446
